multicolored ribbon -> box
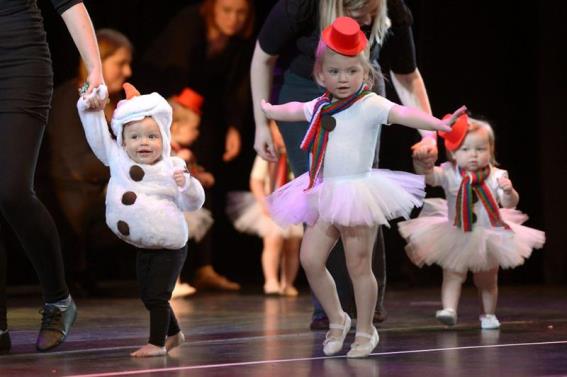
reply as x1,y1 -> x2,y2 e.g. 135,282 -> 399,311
300,85 -> 371,190
454,166 -> 510,232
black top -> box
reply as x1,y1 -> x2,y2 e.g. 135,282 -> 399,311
258,0 -> 416,80
140,4 -> 254,168
0,0 -> 82,121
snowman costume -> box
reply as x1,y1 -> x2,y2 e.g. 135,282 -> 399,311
77,85 -> 205,250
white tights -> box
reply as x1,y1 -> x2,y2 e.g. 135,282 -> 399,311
442,268 -> 499,315
300,220 -> 378,335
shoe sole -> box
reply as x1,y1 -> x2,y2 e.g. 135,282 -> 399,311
436,314 -> 456,326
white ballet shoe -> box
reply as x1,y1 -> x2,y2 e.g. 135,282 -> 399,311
479,314 -> 501,329
346,327 -> 379,358
436,308 -> 457,326
322,312 -> 351,356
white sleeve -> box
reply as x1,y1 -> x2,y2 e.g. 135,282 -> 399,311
493,168 -> 509,205
77,98 -> 117,166
303,98 -> 320,121
430,162 -> 453,189
172,157 -> 206,211
365,93 -> 396,127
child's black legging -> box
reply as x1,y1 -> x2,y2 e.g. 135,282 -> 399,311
137,246 -> 187,347
0,113 -> 69,307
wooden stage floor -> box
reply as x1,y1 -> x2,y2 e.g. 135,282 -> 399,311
1,284 -> 567,376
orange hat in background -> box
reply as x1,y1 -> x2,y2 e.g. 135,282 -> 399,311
322,16 -> 368,56
173,87 -> 204,115
439,113 -> 469,152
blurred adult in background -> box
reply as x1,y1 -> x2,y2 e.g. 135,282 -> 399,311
140,0 -> 256,291
0,0 -> 105,352
40,28 -> 133,296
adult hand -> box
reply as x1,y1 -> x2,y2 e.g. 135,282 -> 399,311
254,125 -> 277,162
223,126 -> 241,162
81,84 -> 108,111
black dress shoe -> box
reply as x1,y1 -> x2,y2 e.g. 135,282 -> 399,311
36,299 -> 77,352
309,316 -> 330,331
0,330 -> 11,354
373,308 -> 388,323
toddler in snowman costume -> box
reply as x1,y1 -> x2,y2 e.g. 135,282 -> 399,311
78,83 -> 205,357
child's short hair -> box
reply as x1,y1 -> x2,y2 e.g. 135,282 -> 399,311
446,117 -> 498,166
313,39 -> 377,90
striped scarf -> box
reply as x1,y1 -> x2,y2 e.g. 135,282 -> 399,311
454,166 -> 510,232
300,85 -> 371,190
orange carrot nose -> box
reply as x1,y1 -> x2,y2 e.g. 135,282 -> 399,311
123,82 -> 140,99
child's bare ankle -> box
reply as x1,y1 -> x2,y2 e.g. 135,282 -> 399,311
130,343 -> 167,357
165,331 -> 186,352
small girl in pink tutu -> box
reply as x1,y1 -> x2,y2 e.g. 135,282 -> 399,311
227,123 -> 302,296
260,16 -> 463,358
399,114 -> 545,329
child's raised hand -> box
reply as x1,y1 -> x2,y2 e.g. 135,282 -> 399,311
173,168 -> 187,188
497,176 -> 514,194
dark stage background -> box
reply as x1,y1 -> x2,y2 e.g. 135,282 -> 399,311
5,1 -> 566,290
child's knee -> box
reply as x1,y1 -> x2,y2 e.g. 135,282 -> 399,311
300,253 -> 324,273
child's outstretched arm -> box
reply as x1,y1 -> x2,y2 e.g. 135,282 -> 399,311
412,155 -> 440,186
497,175 -> 520,208
389,105 -> 467,132
261,99 -> 307,122
77,85 -> 116,166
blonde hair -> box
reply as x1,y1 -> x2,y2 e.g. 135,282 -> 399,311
78,29 -> 133,84
319,0 -> 390,45
447,117 -> 499,166
313,40 -> 377,90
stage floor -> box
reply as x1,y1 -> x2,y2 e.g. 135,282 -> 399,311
1,284 -> 567,376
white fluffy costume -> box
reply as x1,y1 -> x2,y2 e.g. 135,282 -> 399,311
398,162 -> 545,273
77,84 -> 205,249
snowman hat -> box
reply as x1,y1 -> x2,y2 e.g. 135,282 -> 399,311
111,83 -> 173,158
439,113 -> 469,152
322,16 -> 368,56
173,87 -> 204,115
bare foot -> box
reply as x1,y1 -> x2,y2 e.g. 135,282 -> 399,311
130,343 -> 167,357
165,331 -> 185,352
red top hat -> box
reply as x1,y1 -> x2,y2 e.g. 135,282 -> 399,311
439,113 -> 469,152
322,16 -> 368,56
173,87 -> 204,115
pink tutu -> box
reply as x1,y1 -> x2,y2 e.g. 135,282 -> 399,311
267,170 -> 425,227
227,192 -> 303,238
398,198 -> 546,273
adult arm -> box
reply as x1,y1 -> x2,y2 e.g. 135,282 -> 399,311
59,2 -> 105,97
385,0 -> 436,156
251,42 -> 279,161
